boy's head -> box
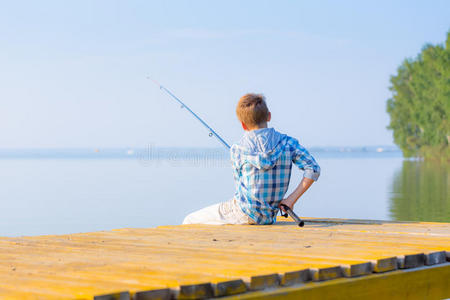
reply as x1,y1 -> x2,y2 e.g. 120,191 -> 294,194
236,93 -> 271,130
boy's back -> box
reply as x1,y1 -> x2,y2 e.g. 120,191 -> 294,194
231,127 -> 320,224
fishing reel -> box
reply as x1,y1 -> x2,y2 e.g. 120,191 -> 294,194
279,204 -> 289,218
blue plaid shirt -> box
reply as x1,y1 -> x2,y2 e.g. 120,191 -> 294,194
230,128 -> 320,225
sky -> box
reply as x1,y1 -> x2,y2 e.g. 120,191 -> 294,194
0,0 -> 449,149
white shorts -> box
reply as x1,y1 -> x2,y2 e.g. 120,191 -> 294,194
182,198 -> 255,225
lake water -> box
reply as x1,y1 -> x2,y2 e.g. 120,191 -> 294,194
0,148 -> 448,236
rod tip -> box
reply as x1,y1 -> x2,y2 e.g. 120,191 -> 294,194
148,77 -> 161,87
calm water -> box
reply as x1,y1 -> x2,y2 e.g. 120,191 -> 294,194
0,149 -> 448,236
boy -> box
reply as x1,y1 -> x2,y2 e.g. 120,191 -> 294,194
183,94 -> 320,225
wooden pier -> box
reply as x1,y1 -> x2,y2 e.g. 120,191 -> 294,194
1,218 -> 449,299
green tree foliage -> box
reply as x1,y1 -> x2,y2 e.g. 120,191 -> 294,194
387,32 -> 450,160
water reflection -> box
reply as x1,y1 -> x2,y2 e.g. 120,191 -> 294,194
389,160 -> 449,222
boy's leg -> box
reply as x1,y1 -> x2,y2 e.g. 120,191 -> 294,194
182,202 -> 225,225
182,199 -> 251,225
220,198 -> 253,225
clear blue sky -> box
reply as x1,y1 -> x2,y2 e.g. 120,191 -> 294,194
1,0 -> 449,148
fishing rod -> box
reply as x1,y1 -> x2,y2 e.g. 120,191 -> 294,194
149,78 -> 231,150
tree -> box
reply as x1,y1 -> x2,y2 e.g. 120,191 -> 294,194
387,31 -> 450,160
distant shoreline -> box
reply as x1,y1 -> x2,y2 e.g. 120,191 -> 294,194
0,146 -> 402,160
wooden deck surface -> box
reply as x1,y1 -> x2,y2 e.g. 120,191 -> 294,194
1,218 -> 449,299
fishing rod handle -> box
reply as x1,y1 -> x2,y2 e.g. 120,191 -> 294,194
280,204 -> 305,227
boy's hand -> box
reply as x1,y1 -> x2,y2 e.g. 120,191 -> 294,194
279,177 -> 314,212
279,197 -> 295,212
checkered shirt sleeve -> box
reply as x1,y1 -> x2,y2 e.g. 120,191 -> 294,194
287,137 -> 321,181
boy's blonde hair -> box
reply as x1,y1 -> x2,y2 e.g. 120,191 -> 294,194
236,93 -> 269,128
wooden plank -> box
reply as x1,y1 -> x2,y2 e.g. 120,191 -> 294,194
4,230 -> 440,268
425,251 -> 447,265
249,274 -> 280,290
133,289 -> 173,300
8,228 -> 448,259
397,253 -> 425,269
214,279 -> 247,297
280,269 -> 311,286
178,283 -> 214,299
310,266 -> 343,281
94,291 -> 130,300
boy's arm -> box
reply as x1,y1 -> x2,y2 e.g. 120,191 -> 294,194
280,138 -> 320,211
280,177 -> 314,210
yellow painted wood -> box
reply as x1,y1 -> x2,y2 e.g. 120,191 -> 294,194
221,263 -> 450,300
0,218 -> 449,299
